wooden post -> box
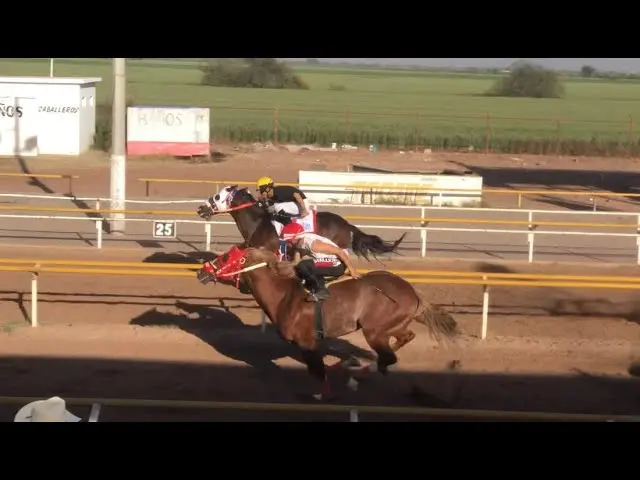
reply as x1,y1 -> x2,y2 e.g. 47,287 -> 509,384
484,113 -> 492,153
628,115 -> 635,157
345,108 -> 351,144
273,107 -> 279,145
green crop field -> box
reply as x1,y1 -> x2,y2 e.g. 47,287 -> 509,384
2,58 -> 640,155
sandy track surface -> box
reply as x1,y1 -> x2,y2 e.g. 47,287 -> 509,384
0,148 -> 639,420
0,246 -> 638,421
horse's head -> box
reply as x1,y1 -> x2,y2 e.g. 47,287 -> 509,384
197,184 -> 242,218
197,245 -> 274,287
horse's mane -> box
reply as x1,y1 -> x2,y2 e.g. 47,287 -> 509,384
245,248 -> 298,279
233,188 -> 271,222
233,187 -> 255,202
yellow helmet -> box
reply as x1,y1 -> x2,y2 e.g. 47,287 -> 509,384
256,176 -> 274,189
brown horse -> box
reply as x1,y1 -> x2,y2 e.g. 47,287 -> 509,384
196,185 -> 406,261
198,245 -> 459,400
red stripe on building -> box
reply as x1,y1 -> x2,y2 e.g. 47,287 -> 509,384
126,141 -> 209,156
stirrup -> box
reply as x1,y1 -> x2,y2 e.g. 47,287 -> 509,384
306,292 -> 320,303
308,289 -> 329,302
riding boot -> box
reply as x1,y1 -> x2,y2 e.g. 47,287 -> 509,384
314,276 -> 330,301
301,274 -> 325,302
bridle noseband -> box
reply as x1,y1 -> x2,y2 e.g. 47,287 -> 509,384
206,187 -> 266,217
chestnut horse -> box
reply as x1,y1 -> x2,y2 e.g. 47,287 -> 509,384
196,185 -> 406,261
198,245 -> 459,400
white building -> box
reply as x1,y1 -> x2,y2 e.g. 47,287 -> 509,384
0,76 -> 102,156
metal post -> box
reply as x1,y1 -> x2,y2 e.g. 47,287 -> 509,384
31,272 -> 39,328
110,58 -> 127,234
96,220 -> 103,249
481,276 -> 489,340
420,207 -> 427,258
49,58 -> 54,77
88,403 -> 102,422
527,211 -> 534,263
205,223 -> 212,251
636,215 -> 640,265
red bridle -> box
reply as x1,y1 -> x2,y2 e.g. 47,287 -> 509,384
202,247 -> 270,288
207,187 -> 260,217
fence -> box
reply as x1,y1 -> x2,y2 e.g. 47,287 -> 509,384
2,201 -> 640,264
199,106 -> 640,156
3,258 -> 640,339
137,177 -> 640,210
1,395 -> 638,422
0,173 -> 79,195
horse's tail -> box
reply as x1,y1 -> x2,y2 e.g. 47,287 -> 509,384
349,224 -> 406,261
412,290 -> 459,344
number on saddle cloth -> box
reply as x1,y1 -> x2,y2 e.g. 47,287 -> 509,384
295,207 -> 316,234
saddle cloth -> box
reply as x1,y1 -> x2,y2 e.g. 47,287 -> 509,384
272,208 -> 317,238
292,208 -> 316,233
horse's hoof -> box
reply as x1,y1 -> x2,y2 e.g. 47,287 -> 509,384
343,356 -> 363,369
296,392 -> 336,403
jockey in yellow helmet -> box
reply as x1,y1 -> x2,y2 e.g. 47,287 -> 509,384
256,176 -> 311,237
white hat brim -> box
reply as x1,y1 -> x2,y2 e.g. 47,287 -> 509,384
14,399 -> 82,422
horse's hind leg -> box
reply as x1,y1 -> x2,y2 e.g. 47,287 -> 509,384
391,329 -> 416,352
362,333 -> 398,375
358,325 -> 415,377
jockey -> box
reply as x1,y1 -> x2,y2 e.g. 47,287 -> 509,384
256,176 -> 311,236
280,222 -> 359,302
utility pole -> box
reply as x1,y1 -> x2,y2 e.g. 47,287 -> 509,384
110,58 -> 126,234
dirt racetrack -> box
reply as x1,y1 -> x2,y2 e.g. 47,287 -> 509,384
0,246 -> 638,421
0,147 -> 640,421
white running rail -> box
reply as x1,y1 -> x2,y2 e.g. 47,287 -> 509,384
2,213 -> 640,264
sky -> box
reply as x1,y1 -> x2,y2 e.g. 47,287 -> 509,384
285,58 -> 640,73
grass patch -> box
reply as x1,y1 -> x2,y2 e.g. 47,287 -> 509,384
4,58 -> 640,155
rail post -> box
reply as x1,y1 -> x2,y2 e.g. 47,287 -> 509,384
145,180 -> 151,197
420,207 -> 427,258
527,211 -> 535,263
636,215 -> 640,265
66,175 -> 74,196
260,310 -> 267,333
349,409 -> 359,422
30,269 -> 39,328
88,402 -> 102,422
517,193 -> 522,208
481,275 -> 489,340
96,220 -> 103,249
94,199 -> 103,250
205,223 -> 212,251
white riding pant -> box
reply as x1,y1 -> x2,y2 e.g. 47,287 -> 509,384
270,199 -> 314,236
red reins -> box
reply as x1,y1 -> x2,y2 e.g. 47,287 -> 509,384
209,201 -> 257,216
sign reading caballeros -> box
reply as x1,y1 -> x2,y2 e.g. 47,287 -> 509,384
38,105 -> 79,114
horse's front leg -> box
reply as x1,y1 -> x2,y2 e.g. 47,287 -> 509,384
299,347 -> 331,401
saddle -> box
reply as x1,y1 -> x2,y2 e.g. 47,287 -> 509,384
326,274 -> 355,287
299,273 -> 354,293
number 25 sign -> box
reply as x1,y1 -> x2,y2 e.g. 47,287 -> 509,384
153,221 -> 176,238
